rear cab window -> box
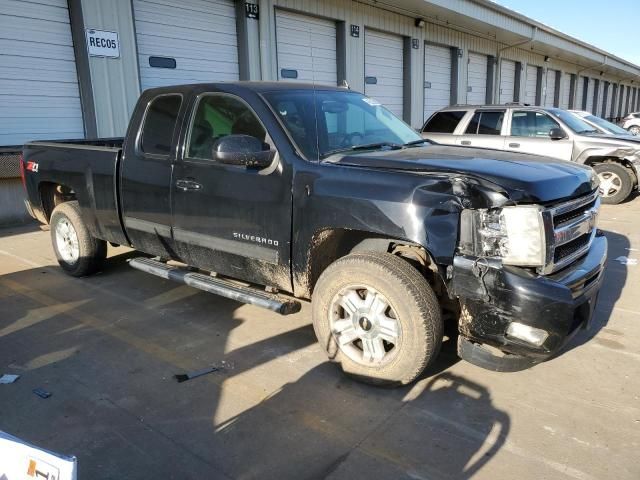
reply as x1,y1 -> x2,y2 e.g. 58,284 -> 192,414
422,111 -> 466,134
464,111 -> 505,135
140,94 -> 183,156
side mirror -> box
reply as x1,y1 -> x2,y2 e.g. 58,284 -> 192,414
549,127 -> 566,140
212,134 -> 275,168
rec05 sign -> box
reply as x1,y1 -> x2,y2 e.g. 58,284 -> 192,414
85,29 -> 120,58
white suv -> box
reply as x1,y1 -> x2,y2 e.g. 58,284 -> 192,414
421,104 -> 640,204
621,112 -> 640,136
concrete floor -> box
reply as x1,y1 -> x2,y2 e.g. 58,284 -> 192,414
0,199 -> 639,480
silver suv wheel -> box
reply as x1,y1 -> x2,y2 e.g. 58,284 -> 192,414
597,171 -> 622,198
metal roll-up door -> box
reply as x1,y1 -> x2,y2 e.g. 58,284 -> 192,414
585,78 -> 594,113
560,73 -> 571,109
0,0 -> 84,145
364,29 -> 404,118
524,65 -> 538,105
134,0 -> 239,91
275,10 -> 337,86
544,69 -> 557,107
423,44 -> 451,119
466,52 -> 487,104
499,59 -> 516,104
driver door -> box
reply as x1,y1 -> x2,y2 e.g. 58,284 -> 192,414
171,92 -> 292,290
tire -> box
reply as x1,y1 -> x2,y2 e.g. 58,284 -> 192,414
311,252 -> 443,387
50,201 -> 107,276
628,125 -> 640,136
592,162 -> 634,205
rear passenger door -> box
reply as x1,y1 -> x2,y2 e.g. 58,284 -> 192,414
505,110 -> 573,161
120,93 -> 183,259
421,110 -> 468,145
454,110 -> 506,150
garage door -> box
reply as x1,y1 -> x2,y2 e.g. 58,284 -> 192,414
499,59 -> 516,104
560,73 -> 571,109
524,65 -> 538,105
423,44 -> 451,119
364,30 -> 404,118
133,0 -> 239,91
275,10 -> 336,86
585,78 -> 594,113
466,52 -> 487,104
544,69 -> 557,107
0,0 -> 84,145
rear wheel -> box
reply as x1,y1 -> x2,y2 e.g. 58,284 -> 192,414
50,201 -> 107,276
592,162 -> 634,205
311,252 -> 443,387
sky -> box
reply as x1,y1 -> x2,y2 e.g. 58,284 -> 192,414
497,0 -> 640,66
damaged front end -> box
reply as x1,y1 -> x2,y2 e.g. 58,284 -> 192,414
449,190 -> 607,372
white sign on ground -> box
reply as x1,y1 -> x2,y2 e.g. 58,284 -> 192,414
0,430 -> 77,480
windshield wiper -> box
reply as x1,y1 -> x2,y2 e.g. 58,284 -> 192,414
350,141 -> 403,151
403,138 -> 433,147
321,142 -> 403,159
578,129 -> 599,134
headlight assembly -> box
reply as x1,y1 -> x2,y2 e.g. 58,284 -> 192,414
459,206 -> 546,267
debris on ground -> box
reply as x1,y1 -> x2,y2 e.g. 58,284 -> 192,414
0,375 -> 20,384
615,256 -> 638,265
174,366 -> 219,383
32,388 -> 52,399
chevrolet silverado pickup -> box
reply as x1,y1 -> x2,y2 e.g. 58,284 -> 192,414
22,83 -> 607,386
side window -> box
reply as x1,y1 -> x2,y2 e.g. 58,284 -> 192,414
510,111 -> 561,137
465,111 -> 504,135
140,95 -> 182,155
422,111 -> 466,133
187,95 -> 267,160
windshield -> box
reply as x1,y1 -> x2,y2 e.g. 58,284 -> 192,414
263,90 -> 422,159
552,109 -> 599,133
583,114 -> 630,135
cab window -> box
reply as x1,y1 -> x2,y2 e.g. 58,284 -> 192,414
140,94 -> 182,155
465,111 -> 504,135
187,94 -> 267,160
422,111 -> 466,133
510,111 -> 561,137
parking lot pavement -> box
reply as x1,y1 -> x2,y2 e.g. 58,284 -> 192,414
0,200 -> 639,480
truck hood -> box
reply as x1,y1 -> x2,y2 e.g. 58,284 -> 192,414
329,144 -> 596,204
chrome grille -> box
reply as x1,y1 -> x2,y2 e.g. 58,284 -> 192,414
540,191 -> 600,274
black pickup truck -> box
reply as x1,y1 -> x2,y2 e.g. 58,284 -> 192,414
22,82 -> 607,385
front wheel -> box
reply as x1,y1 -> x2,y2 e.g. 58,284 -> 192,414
311,252 -> 443,387
628,125 -> 640,136
50,201 -> 107,276
592,162 -> 634,205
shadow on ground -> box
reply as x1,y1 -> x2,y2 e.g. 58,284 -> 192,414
0,250 -> 511,479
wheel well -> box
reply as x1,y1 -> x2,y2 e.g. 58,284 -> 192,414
39,182 -> 76,222
584,157 -> 638,186
300,228 -> 446,299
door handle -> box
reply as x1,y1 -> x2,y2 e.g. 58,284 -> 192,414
509,142 -> 520,148
461,140 -> 471,146
175,179 -> 202,191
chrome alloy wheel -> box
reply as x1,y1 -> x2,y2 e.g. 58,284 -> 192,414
598,171 -> 622,198
329,285 -> 401,366
629,125 -> 640,136
55,218 -> 80,263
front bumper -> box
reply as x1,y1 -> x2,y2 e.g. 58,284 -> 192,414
451,231 -> 607,371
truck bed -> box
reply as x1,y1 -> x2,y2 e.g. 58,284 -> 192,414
22,138 -> 128,246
